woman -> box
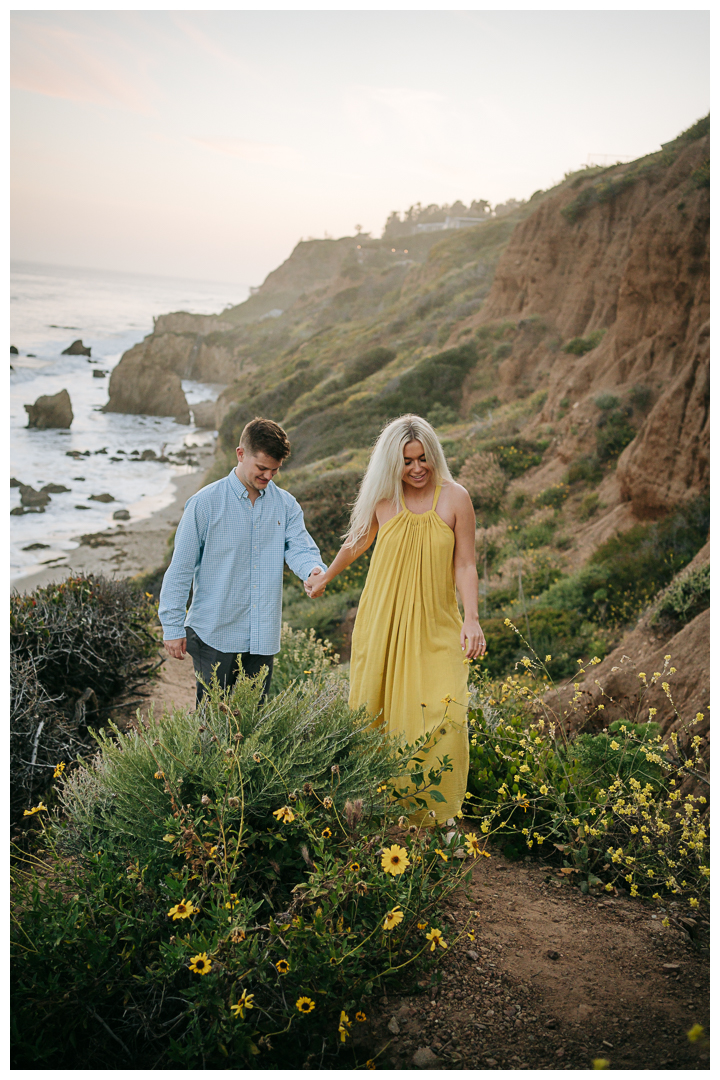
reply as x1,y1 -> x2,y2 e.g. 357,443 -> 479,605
305,414 -> 486,822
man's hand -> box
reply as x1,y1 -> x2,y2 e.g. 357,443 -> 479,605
304,566 -> 327,598
164,637 -> 187,660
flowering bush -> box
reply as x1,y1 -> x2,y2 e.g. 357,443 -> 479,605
465,632 -> 709,905
12,675 -> 474,1068
271,622 -> 340,696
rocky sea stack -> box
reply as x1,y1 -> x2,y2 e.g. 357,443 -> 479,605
102,341 -> 190,424
24,389 -> 73,429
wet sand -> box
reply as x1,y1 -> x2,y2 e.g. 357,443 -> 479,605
11,443 -> 218,594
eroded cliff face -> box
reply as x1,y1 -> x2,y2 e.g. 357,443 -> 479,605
457,132 -> 709,518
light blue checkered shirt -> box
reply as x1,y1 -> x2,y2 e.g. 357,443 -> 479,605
158,468 -> 326,655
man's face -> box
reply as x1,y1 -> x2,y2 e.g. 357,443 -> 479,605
235,446 -> 283,492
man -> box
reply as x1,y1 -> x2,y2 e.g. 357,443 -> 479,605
159,416 -> 326,704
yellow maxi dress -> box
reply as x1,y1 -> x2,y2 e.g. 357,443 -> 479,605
348,485 -> 469,823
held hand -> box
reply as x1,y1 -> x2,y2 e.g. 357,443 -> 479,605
164,637 -> 187,660
304,567 -> 327,599
460,619 -> 486,661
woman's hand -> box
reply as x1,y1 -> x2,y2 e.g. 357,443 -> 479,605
304,568 -> 328,599
461,617 -> 486,660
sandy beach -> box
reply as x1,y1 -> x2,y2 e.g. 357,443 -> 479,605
11,441 -> 219,594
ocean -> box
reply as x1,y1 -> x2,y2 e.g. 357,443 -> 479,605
10,260 -> 247,585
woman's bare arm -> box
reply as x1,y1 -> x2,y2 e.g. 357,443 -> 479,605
452,486 -> 486,659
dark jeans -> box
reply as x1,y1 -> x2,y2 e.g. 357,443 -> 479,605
185,626 -> 274,707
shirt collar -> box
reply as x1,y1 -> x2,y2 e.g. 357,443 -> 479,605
228,467 -> 267,500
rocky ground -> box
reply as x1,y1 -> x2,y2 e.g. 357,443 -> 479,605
133,655 -> 710,1073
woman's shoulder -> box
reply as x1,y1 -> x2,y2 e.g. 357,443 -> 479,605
441,479 -> 472,505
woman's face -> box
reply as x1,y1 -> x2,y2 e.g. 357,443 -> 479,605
402,439 -> 432,488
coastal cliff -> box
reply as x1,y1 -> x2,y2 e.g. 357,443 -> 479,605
105,117 -> 709,525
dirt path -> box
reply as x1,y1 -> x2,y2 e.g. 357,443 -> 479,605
138,657 -> 710,1072
358,852 -> 709,1071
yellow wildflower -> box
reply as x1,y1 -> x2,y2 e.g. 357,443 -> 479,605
296,996 -> 315,1014
23,803 -> 47,816
168,899 -> 198,920
188,952 -> 212,975
464,833 -> 482,858
53,762 -> 66,779
273,806 -> 295,824
426,927 -> 448,951
231,988 -> 255,1017
338,1010 -> 352,1043
382,906 -> 404,931
380,844 -> 409,876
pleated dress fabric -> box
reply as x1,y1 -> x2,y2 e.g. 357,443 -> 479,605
348,485 -> 469,823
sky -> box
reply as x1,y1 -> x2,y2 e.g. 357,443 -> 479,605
10,8 -> 710,289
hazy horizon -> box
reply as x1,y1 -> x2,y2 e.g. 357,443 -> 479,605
12,10 -> 709,288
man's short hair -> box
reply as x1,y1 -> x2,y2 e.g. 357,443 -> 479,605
239,417 -> 291,462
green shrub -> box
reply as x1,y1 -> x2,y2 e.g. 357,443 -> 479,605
535,483 -> 570,509
562,330 -> 606,356
517,520 -> 556,549
594,392 -> 619,411
464,662 -> 709,897
476,440 -> 544,479
629,384 -> 652,412
578,492 -> 600,521
571,720 -> 665,789
535,496 -> 709,626
12,677 -> 473,1068
650,563 -> 710,634
10,574 -> 158,708
691,158 -> 710,189
566,455 -> 603,485
595,406 -> 636,462
339,347 -> 396,389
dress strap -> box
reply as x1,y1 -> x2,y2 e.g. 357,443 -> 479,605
432,485 -> 442,511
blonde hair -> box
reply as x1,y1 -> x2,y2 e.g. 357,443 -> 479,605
345,414 -> 453,546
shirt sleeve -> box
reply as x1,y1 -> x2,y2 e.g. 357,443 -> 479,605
283,496 -> 327,581
158,497 -> 208,640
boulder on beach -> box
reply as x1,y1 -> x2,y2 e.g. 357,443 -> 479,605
20,485 -> 52,509
113,509 -> 131,520
191,400 -> 218,429
10,477 -> 21,487
61,339 -> 91,357
88,493 -> 115,503
25,389 -> 73,429
10,345 -> 18,355
140,449 -> 157,460
102,344 -> 190,424
92,369 -> 106,378
41,483 -> 71,494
